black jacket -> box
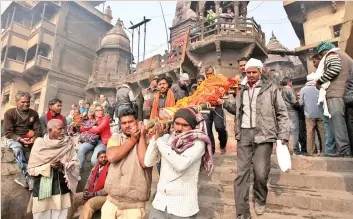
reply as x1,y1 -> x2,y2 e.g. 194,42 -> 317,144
32,168 -> 70,198
344,69 -> 353,108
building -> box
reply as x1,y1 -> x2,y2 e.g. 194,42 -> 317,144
283,1 -> 346,74
1,1 -> 113,118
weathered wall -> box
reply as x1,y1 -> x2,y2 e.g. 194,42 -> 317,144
303,2 -> 345,45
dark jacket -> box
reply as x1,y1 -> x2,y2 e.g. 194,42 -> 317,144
281,86 -> 300,113
170,82 -> 189,101
223,79 -> 290,143
32,168 -> 70,198
40,113 -> 67,136
344,66 -> 353,107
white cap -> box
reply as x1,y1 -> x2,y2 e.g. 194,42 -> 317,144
180,73 -> 190,81
79,100 -> 84,103
245,58 -> 263,71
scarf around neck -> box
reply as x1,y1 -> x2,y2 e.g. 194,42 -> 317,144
150,89 -> 176,120
46,110 -> 64,123
88,162 -> 110,193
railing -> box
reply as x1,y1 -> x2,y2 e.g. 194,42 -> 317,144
25,59 -> 35,70
189,16 -> 265,45
75,1 -> 112,23
37,56 -> 51,69
10,22 -> 31,37
3,58 -> 25,73
31,19 -> 56,35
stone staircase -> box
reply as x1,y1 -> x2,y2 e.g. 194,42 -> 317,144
179,154 -> 353,219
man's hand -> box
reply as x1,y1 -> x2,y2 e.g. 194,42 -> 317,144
19,138 -> 32,147
50,160 -> 63,169
83,191 -> 94,200
140,122 -> 148,136
154,122 -> 164,140
217,99 -> 225,105
130,125 -> 141,141
281,139 -> 288,146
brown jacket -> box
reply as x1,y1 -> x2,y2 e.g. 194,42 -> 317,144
224,79 -> 290,143
104,133 -> 152,210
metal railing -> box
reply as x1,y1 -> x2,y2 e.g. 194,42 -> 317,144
189,16 -> 265,45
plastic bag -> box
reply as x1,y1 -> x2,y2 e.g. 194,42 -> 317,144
276,140 -> 292,172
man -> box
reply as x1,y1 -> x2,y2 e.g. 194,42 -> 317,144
204,66 -> 228,154
115,82 -> 136,131
238,57 -> 248,81
99,95 -> 113,117
315,41 -> 352,157
79,151 -> 109,219
311,53 -> 335,154
4,92 -> 42,189
141,75 -> 158,124
102,108 -> 152,219
40,99 -> 67,135
79,100 -> 88,116
145,107 -> 213,218
281,77 -> 301,155
300,74 -> 326,156
190,84 -> 198,95
218,58 -> 290,219
196,74 -> 205,86
296,90 -> 307,155
150,76 -> 176,119
27,119 -> 80,219
170,73 -> 190,101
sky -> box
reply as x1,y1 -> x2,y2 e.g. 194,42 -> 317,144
1,1 -> 300,62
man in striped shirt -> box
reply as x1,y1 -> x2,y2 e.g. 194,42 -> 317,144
316,42 -> 352,157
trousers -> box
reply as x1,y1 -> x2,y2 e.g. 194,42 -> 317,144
78,140 -> 106,169
33,209 -> 68,219
148,207 -> 196,219
78,195 -> 106,219
288,111 -> 299,153
101,199 -> 146,219
8,140 -> 29,178
205,106 -> 228,153
234,129 -> 273,216
305,118 -> 326,155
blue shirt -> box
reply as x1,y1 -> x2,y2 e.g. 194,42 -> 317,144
300,84 -> 323,118
80,107 -> 88,114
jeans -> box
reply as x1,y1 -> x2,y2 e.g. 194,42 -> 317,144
78,140 -> 106,168
323,115 -> 335,154
205,106 -> 228,153
234,129 -> 273,217
288,111 -> 300,153
115,105 -> 133,133
327,98 -> 351,156
9,140 -> 29,178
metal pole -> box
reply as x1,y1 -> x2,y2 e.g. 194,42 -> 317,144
137,25 -> 140,63
159,2 -> 170,51
143,16 -> 147,61
131,29 -> 134,74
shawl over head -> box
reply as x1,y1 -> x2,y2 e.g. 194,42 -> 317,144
28,135 -> 81,192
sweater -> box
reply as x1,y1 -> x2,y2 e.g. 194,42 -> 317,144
144,134 -> 205,217
4,108 -> 42,141
300,83 -> 323,118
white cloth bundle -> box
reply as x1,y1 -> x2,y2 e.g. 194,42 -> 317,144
276,140 -> 292,172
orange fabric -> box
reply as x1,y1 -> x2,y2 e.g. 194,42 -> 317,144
150,89 -> 175,120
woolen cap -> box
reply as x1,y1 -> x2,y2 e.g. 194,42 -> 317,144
173,107 -> 197,129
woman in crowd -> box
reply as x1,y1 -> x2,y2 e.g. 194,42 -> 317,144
78,105 -> 111,169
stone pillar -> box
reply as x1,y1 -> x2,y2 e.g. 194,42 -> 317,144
200,4 -> 205,40
42,3 -> 47,19
234,1 -> 240,17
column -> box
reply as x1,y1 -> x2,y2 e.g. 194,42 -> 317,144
42,3 -> 47,19
215,1 -> 220,34
234,1 -> 240,17
200,4 -> 205,40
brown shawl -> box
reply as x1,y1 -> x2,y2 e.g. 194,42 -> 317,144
28,135 -> 81,192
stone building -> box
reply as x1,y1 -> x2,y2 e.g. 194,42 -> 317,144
283,1 -> 346,73
1,1 -> 113,118
264,32 -> 307,86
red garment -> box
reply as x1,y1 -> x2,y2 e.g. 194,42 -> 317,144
80,116 -> 111,145
46,111 -> 64,123
88,162 -> 110,193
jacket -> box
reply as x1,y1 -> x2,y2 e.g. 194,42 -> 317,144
32,168 -> 70,198
80,116 -> 111,145
223,79 -> 290,143
344,65 -> 353,107
281,86 -> 300,113
170,83 -> 189,101
84,165 -> 109,196
300,82 -> 322,118
116,85 -> 135,107
40,113 -> 67,135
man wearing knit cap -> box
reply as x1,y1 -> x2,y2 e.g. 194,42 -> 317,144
145,107 -> 213,219
314,41 -> 352,157
170,73 -> 190,101
218,58 -> 290,219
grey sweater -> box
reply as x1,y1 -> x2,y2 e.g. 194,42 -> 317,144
300,82 -> 323,118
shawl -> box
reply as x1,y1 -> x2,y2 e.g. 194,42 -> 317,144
46,111 -> 64,123
88,162 -> 110,193
72,114 -> 83,126
79,119 -> 99,144
28,135 -> 81,193
168,115 -> 213,173
150,89 -> 176,120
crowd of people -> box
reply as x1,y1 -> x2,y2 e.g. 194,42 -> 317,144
2,40 -> 353,219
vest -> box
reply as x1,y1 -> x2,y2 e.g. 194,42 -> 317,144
116,86 -> 132,106
326,50 -> 353,98
104,134 -> 152,210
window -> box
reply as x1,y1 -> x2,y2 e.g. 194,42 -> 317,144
333,23 -> 342,38
1,94 -> 9,106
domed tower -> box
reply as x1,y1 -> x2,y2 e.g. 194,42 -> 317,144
86,19 -> 132,103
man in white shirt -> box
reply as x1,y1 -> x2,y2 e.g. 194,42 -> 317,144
144,108 -> 213,218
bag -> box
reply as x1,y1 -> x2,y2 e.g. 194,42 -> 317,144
276,140 -> 291,172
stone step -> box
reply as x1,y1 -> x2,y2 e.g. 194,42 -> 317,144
197,182 -> 353,214
212,154 -> 353,173
201,167 -> 353,192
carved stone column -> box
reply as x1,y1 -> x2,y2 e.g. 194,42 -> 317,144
234,1 -> 240,17
240,1 -> 247,18
215,40 -> 221,66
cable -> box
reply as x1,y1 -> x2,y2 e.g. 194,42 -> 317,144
247,1 -> 264,13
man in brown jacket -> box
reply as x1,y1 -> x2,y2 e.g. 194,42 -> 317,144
218,58 -> 290,219
4,92 -> 42,190
102,108 -> 152,219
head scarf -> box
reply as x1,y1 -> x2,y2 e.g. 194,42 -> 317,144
316,42 -> 336,54
245,58 -> 263,71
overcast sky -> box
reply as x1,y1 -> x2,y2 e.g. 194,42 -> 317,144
1,1 -> 300,61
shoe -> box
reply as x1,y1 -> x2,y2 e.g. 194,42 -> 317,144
293,151 -> 301,156
220,148 -> 227,155
300,152 -> 308,156
14,176 -> 29,188
254,200 -> 266,215
27,177 -> 34,191
237,215 -> 251,219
